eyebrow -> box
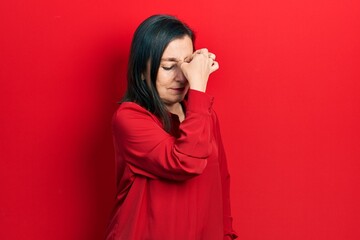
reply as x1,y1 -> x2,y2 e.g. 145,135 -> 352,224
161,57 -> 180,62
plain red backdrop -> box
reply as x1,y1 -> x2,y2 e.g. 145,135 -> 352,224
1,0 -> 360,239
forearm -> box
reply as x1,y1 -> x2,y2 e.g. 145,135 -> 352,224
113,90 -> 215,181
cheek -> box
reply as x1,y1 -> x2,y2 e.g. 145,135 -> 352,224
156,71 -> 173,88
155,79 -> 168,97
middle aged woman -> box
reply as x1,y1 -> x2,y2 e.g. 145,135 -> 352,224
105,14 -> 237,240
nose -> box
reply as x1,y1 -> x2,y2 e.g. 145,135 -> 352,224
175,67 -> 187,83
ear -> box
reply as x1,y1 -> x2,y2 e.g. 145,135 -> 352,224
141,73 -> 145,81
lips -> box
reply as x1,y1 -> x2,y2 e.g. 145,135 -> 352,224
171,87 -> 185,91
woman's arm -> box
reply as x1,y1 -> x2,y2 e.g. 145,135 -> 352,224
113,89 -> 214,181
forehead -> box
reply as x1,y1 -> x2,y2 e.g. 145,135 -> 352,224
161,36 -> 193,60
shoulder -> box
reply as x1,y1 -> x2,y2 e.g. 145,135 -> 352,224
116,101 -> 148,116
112,102 -> 162,129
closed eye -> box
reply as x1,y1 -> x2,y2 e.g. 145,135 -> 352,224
162,65 -> 175,71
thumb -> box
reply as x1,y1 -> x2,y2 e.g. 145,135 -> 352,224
179,60 -> 188,68
179,61 -> 189,73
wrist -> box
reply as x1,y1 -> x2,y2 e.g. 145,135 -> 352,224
189,81 -> 207,92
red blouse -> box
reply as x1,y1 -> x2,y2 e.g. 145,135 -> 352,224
105,90 -> 237,240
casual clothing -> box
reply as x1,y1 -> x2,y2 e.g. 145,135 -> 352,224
105,90 -> 237,240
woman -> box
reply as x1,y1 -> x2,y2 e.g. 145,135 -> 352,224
106,15 -> 237,240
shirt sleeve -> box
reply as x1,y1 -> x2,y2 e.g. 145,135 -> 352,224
213,112 -> 238,239
112,89 -> 214,181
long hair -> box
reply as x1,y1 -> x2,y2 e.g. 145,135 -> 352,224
122,14 -> 195,132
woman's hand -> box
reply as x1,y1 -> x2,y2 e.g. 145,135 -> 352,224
180,48 -> 219,92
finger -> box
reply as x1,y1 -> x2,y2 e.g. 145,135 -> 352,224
193,48 -> 208,55
189,50 -> 206,62
199,48 -> 208,54
209,61 -> 219,74
208,52 -> 216,60
183,56 -> 191,63
179,60 -> 188,70
187,49 -> 212,63
186,50 -> 201,62
208,57 -> 214,66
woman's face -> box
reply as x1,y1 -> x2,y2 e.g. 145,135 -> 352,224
145,35 -> 193,110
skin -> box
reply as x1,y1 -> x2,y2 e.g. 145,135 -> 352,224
144,35 -> 219,122
145,36 -> 229,239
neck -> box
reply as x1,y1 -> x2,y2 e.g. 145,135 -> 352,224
166,102 -> 185,122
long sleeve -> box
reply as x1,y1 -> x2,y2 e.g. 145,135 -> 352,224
214,112 -> 238,239
112,89 -> 214,181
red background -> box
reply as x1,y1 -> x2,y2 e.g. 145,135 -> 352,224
1,0 -> 360,239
